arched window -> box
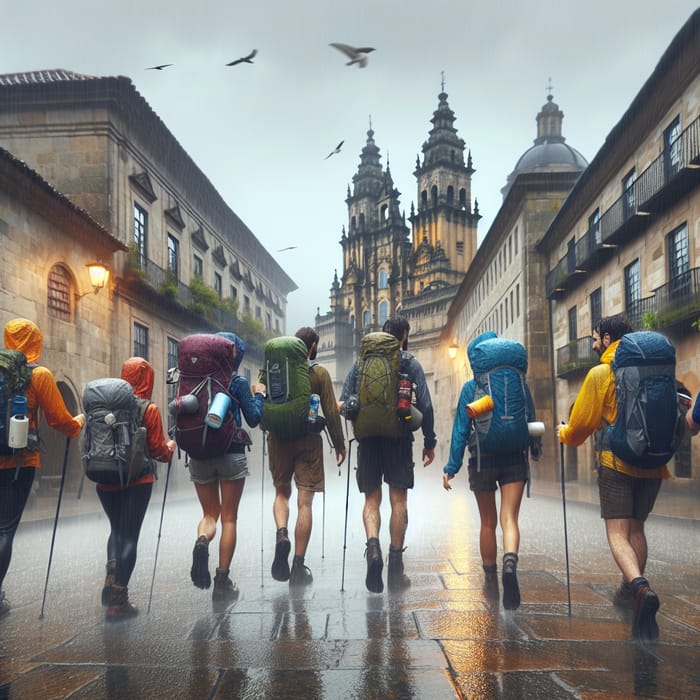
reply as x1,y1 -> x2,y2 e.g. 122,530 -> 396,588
380,204 -> 388,221
350,314 -> 355,329
47,263 -> 74,322
447,186 -> 454,205
431,185 -> 438,206
363,310 -> 371,329
459,189 -> 467,210
421,190 -> 428,208
359,213 -> 365,230
378,268 -> 389,289
378,300 -> 388,326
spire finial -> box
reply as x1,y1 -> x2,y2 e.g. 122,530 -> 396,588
368,114 -> 372,131
441,70 -> 445,92
546,76 -> 554,100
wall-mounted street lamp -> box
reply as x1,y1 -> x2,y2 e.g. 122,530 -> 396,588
448,342 -> 458,360
82,262 -> 109,296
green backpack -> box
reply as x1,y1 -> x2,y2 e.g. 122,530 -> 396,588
353,332 -> 403,440
261,336 -> 311,440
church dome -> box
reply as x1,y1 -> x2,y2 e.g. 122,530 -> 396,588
502,91 -> 587,196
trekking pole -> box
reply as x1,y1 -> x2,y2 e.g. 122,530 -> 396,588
147,456 -> 173,614
559,439 -> 572,617
260,431 -> 266,589
39,436 -> 70,620
321,490 -> 326,559
341,435 -> 353,592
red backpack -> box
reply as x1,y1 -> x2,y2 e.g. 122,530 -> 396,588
174,334 -> 237,459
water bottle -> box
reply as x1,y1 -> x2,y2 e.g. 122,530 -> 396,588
205,392 -> 231,429
308,394 -> 320,423
397,374 -> 412,420
8,395 -> 29,449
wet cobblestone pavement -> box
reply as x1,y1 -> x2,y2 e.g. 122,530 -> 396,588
1,446 -> 699,699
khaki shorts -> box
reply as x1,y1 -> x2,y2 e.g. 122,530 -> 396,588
597,465 -> 661,521
267,433 -> 324,492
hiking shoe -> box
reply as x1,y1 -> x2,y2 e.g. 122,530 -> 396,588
613,579 -> 633,610
106,585 -> 138,622
387,547 -> 410,591
0,591 -> 9,618
502,553 -> 521,610
289,558 -> 313,588
365,538 -> 384,593
101,559 -> 117,607
212,568 -> 239,603
271,532 -> 291,582
632,584 -> 660,641
191,535 -> 211,589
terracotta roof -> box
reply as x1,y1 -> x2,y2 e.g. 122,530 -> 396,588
0,69 -> 100,86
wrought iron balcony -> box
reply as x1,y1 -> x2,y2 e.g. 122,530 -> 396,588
625,295 -> 658,331
652,267 -> 700,330
555,336 -> 598,377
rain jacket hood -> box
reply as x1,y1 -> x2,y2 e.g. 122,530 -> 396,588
4,318 -> 43,363
217,332 -> 245,371
121,357 -> 154,399
467,331 -> 497,366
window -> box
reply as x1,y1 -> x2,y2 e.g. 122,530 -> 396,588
243,295 -> 250,313
590,288 -> 602,331
668,223 -> 690,300
568,306 -> 577,342
134,322 -> 149,360
380,204 -> 388,221
624,259 -> 641,316
378,300 -> 388,326
230,285 -> 237,301
431,185 -> 438,206
622,168 -> 636,219
459,189 -> 466,210
664,115 -> 682,176
255,305 -> 261,320
378,268 -> 389,289
214,272 -> 222,299
47,264 -> 73,322
133,204 -> 148,267
447,186 -> 454,205
456,241 -> 464,256
167,234 -> 179,277
363,310 -> 371,328
193,254 -> 203,278
588,208 -> 600,245
266,312 -> 271,330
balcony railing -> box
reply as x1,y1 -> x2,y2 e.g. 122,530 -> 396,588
556,336 -> 598,377
652,267 -> 700,330
625,295 -> 658,330
546,114 -> 700,300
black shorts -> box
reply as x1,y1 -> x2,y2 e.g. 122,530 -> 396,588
597,465 -> 661,521
467,453 -> 528,492
356,436 -> 414,492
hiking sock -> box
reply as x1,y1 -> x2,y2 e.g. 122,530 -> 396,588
101,559 -> 117,607
364,538 -> 384,593
387,545 -> 410,591
289,555 -> 313,587
271,528 -> 291,582
631,576 -> 660,641
191,535 -> 211,589
502,552 -> 521,610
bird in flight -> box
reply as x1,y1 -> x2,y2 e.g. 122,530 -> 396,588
146,64 -> 173,71
277,246 -> 297,252
329,43 -> 375,68
226,49 -> 257,67
325,141 -> 344,160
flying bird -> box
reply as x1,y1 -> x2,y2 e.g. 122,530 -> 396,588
329,43 -> 375,68
146,64 -> 173,71
277,246 -> 297,252
324,140 -> 344,160
226,49 -> 257,67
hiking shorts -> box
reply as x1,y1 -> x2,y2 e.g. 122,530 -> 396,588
467,453 -> 528,493
597,465 -> 661,521
267,433 -> 324,492
356,436 -> 414,493
188,452 -> 249,484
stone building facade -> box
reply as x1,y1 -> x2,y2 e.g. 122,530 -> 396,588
539,9 -> 700,486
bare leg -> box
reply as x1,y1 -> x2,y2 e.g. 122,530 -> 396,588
605,518 -> 644,583
363,486 -> 382,540
273,482 -> 292,530
294,488 -> 315,558
473,490 -> 498,567
218,479 -> 245,571
499,481 -> 525,555
194,482 -> 221,542
388,487 -> 408,549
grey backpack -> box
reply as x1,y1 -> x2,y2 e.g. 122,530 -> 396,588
81,378 -> 151,486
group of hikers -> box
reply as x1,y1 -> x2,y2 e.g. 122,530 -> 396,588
1,314 -> 698,644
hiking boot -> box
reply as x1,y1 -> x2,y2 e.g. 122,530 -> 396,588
632,579 -> 660,642
613,578 -> 633,609
271,528 -> 291,582
502,552 -> 521,610
289,556 -> 313,588
106,585 -> 138,621
212,568 -> 239,603
387,546 -> 410,591
364,538 -> 384,593
482,565 -> 499,601
0,591 -> 9,618
101,559 -> 117,607
191,535 -> 211,589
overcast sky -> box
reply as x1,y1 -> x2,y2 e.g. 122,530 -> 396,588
2,0 -> 698,331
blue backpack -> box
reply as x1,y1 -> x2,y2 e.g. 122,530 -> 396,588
608,331 -> 685,469
468,337 -> 533,459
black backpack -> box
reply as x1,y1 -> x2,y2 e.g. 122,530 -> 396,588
0,349 -> 34,456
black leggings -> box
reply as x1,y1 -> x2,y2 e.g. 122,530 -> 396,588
0,467 -> 36,589
97,482 -> 152,587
